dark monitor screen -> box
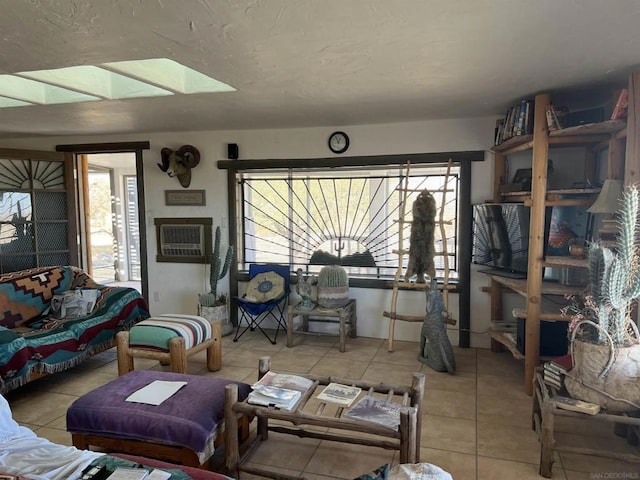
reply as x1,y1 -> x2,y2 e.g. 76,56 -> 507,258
472,203 -> 531,273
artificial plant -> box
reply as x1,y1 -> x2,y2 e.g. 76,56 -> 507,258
199,226 -> 234,307
579,184 -> 640,346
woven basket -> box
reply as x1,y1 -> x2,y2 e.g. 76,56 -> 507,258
564,320 -> 640,412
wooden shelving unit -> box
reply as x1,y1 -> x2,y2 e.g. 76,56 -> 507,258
488,73 -> 640,395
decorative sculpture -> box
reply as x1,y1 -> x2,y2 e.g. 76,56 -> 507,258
157,145 -> 201,188
295,268 -> 316,310
418,279 -> 456,374
405,190 -> 437,283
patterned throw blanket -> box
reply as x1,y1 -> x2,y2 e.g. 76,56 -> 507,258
0,266 -> 150,393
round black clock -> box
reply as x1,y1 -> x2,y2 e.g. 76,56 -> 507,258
328,131 -> 349,154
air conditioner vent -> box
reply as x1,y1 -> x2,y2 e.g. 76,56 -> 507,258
154,217 -> 212,263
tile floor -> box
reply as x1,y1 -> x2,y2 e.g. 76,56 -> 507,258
4,330 -> 640,480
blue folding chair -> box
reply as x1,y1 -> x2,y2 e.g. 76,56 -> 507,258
233,264 -> 291,344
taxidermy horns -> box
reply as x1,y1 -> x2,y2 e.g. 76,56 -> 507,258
158,145 -> 201,188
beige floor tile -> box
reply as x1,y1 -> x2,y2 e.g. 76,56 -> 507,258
423,388 -> 476,420
477,420 -> 540,465
305,441 -> 394,478
476,373 -> 527,399
421,414 -> 476,455
10,392 -> 77,426
553,415 -> 617,437
477,391 -> 531,427
33,427 -> 74,446
560,452 -> 640,474
236,465 -> 302,480
269,350 -> 323,373
281,342 -> 333,357
44,414 -> 68,430
361,362 -> 422,385
245,433 -> 320,470
45,370 -> 117,397
310,357 -> 370,380
223,346 -> 282,368
324,343 -> 381,362
476,350 -> 524,378
477,456 -> 567,480
372,346 -> 424,367
422,369 -> 476,394
201,365 -> 256,383
419,447 -> 476,479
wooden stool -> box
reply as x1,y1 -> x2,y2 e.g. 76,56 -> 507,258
116,314 -> 221,375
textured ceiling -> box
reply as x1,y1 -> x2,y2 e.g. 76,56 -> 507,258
1,0 -> 640,138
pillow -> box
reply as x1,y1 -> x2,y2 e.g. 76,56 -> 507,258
0,266 -> 73,328
244,271 -> 285,303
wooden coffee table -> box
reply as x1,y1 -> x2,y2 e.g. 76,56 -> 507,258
224,356 -> 424,480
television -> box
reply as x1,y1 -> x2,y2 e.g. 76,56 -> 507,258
472,203 -> 532,275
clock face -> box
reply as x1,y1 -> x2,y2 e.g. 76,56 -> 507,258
328,131 -> 349,154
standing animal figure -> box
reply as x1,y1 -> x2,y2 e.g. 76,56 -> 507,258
295,268 -> 316,310
405,190 -> 437,283
418,279 -> 456,373
158,144 -> 201,188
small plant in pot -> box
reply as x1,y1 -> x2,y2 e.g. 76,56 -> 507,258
564,184 -> 640,412
317,265 -> 349,308
198,226 -> 234,336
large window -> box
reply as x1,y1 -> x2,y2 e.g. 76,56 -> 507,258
237,163 -> 460,281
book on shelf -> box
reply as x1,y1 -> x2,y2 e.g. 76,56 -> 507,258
316,383 -> 362,406
611,88 -> 629,120
545,104 -> 562,131
345,395 -> 413,431
552,395 -> 600,415
248,371 -> 315,410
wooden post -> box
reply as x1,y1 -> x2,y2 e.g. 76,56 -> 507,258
625,72 -> 640,186
258,356 -> 271,440
539,399 -> 555,478
115,331 -> 133,375
207,321 -> 222,371
411,372 -> 425,462
399,407 -> 410,464
524,93 -> 551,396
224,384 -> 240,476
490,151 -> 506,352
168,337 -> 187,374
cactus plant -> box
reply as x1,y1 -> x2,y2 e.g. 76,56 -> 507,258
199,226 -> 234,307
317,265 -> 349,308
582,185 -> 640,346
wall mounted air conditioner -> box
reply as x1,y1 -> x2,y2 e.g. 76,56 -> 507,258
154,217 -> 212,263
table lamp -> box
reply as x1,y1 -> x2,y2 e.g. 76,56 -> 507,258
588,179 -> 623,245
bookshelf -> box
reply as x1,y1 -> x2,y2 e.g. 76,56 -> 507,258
488,72 -> 640,395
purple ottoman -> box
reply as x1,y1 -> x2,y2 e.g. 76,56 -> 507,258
67,370 -> 251,468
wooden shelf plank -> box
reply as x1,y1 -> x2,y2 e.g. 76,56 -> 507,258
484,274 -> 584,296
543,256 -> 588,268
549,119 -> 627,137
488,329 -> 524,360
491,135 -> 534,154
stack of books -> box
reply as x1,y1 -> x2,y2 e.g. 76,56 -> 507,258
543,353 -> 573,390
248,371 -> 314,411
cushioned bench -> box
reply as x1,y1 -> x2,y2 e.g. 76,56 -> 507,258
67,370 -> 252,468
116,314 -> 221,375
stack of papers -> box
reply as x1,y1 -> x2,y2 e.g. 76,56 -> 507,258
125,381 -> 187,406
248,371 -> 314,411
317,383 -> 362,407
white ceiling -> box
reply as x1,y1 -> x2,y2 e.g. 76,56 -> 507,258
1,0 -> 640,138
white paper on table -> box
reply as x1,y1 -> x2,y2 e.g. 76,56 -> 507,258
125,380 -> 188,405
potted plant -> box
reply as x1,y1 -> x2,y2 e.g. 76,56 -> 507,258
564,184 -> 640,412
198,226 -> 234,336
317,265 -> 349,308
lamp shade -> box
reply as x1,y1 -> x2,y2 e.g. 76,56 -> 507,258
588,179 -> 623,214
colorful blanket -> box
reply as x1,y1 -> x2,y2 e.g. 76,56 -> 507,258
0,266 -> 150,393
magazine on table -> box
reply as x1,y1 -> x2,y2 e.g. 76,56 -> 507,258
317,383 -> 362,406
345,395 -> 414,431
248,371 -> 315,410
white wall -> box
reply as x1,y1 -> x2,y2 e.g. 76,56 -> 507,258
0,116 -> 497,347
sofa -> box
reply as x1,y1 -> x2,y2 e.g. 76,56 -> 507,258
0,266 -> 150,394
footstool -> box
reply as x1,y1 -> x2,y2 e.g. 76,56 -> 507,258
67,370 -> 252,468
116,314 -> 222,375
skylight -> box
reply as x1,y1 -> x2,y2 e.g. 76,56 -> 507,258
0,59 -> 235,108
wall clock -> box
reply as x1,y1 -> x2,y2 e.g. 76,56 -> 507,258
328,131 -> 350,154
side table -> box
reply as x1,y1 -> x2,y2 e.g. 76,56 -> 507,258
532,367 -> 640,477
286,299 -> 357,352
224,356 -> 424,480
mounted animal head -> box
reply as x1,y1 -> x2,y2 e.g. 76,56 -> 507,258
157,145 -> 201,188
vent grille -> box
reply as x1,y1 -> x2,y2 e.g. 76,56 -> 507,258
160,224 -> 204,257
